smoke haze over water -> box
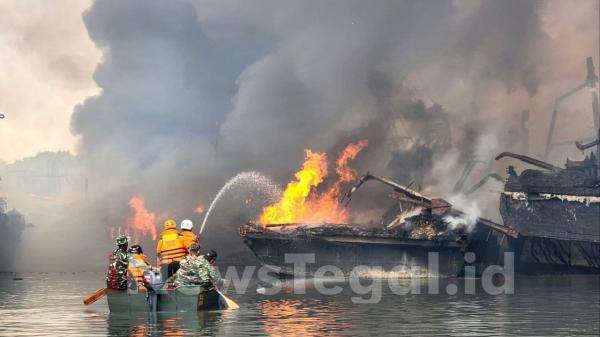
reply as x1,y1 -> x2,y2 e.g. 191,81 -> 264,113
0,0 -> 598,270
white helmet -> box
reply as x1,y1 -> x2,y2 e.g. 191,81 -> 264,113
180,219 -> 194,230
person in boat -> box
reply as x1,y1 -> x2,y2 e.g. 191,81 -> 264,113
199,250 -> 221,289
174,244 -> 220,288
107,234 -> 129,290
157,219 -> 187,278
179,219 -> 199,251
174,242 -> 205,287
127,244 -> 152,290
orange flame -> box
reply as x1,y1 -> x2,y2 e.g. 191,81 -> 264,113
324,139 -> 369,199
259,150 -> 328,224
259,140 -> 367,225
335,139 -> 368,181
194,203 -> 205,214
128,197 -> 158,241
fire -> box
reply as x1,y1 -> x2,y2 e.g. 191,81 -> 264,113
325,139 -> 368,198
259,140 -> 368,225
335,139 -> 368,181
127,197 -> 158,241
259,150 -> 327,224
194,203 -> 205,214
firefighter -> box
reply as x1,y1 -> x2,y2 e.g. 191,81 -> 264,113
179,219 -> 199,250
127,244 -> 152,290
107,234 -> 129,290
156,219 -> 187,278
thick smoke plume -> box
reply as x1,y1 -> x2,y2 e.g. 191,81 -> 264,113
1,0 -> 598,270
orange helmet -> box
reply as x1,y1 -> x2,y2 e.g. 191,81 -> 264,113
164,219 -> 177,230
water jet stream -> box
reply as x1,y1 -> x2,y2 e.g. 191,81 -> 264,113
199,171 -> 281,234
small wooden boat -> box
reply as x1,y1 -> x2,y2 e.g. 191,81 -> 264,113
106,286 -> 224,313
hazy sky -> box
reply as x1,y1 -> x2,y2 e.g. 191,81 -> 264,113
0,0 -> 100,163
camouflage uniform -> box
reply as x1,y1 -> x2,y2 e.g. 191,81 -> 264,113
114,249 -> 129,289
106,234 -> 129,290
200,255 -> 221,286
175,255 -> 220,288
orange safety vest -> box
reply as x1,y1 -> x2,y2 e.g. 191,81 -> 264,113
180,230 -> 199,250
128,253 -> 150,284
157,229 -> 187,264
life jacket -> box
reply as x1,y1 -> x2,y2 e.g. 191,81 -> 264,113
157,229 -> 186,264
128,253 -> 149,284
180,230 -> 199,250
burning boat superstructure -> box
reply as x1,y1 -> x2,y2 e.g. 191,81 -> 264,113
240,173 -> 516,277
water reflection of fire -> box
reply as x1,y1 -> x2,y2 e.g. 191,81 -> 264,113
126,318 -> 183,337
259,140 -> 367,225
259,299 -> 346,337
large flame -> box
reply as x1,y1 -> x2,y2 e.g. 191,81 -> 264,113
127,197 -> 158,241
259,150 -> 328,224
259,140 -> 367,225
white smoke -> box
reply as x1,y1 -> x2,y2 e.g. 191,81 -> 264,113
444,195 -> 482,232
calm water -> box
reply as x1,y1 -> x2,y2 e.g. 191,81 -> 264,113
0,271 -> 598,336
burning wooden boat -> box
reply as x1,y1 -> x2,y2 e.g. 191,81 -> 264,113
240,173 -> 517,278
240,222 -> 467,277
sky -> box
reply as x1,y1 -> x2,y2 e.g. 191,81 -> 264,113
0,0 -> 100,163
0,0 -> 598,271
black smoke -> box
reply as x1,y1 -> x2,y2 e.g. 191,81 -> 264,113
10,0 -> 596,270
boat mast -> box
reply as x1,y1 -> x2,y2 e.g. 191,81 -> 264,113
544,57 -> 599,159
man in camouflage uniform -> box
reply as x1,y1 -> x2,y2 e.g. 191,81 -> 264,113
175,244 -> 220,288
107,234 -> 129,290
200,250 -> 220,287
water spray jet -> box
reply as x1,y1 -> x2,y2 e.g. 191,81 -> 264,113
199,171 -> 281,235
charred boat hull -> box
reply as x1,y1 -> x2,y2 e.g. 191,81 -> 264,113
500,192 -> 600,242
468,225 -> 600,273
498,193 -> 600,271
513,236 -> 600,272
240,223 -> 466,277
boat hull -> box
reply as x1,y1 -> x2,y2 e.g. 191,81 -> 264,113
499,192 -> 600,271
500,192 -> 600,242
242,229 -> 466,277
106,287 -> 222,313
